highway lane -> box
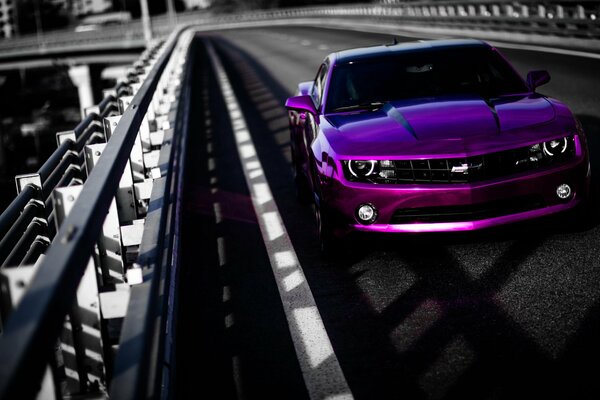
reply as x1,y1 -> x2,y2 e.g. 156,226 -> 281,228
178,28 -> 600,399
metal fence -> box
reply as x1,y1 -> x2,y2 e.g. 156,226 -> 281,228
0,24 -> 195,400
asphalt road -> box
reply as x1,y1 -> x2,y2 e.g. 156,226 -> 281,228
176,27 -> 600,399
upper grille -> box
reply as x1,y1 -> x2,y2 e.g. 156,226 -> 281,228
344,136 -> 576,184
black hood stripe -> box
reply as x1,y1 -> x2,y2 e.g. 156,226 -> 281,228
383,102 -> 418,140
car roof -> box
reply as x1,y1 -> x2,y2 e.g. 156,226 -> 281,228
332,39 -> 491,65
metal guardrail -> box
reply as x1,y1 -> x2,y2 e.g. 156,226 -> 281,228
0,23 -> 194,400
374,1 -> 600,38
0,14 -> 177,57
1,1 -> 599,62
207,1 -> 600,41
109,30 -> 194,400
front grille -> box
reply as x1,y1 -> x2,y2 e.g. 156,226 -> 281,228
344,136 -> 576,184
390,195 -> 546,224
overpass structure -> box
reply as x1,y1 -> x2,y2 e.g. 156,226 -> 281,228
0,2 -> 600,399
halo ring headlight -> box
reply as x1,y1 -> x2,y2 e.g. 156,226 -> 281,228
349,160 -> 377,177
542,137 -> 568,157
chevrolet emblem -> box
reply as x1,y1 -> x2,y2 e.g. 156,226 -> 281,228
451,163 -> 482,174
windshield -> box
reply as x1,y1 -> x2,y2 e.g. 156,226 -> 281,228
326,47 -> 529,113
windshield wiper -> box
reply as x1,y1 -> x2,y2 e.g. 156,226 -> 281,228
332,101 -> 386,112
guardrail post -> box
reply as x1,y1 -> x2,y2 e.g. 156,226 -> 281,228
56,130 -> 76,146
120,94 -> 153,154
85,143 -> 137,227
85,105 -> 101,118
53,185 -> 107,396
105,115 -> 145,184
0,262 -> 38,330
467,5 -> 476,17
505,4 -> 514,18
0,262 -> 58,399
492,4 -> 500,17
479,5 -> 488,17
538,4 -> 546,18
15,173 -> 42,195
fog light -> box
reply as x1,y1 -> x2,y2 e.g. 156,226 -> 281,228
357,204 -> 377,224
556,184 -> 572,200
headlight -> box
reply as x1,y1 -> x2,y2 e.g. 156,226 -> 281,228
527,136 -> 574,165
542,137 -> 568,157
348,160 -> 377,178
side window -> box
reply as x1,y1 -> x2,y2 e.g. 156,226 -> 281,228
311,63 -> 328,109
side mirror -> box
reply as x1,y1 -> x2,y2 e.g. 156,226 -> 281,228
527,70 -> 551,91
285,95 -> 318,116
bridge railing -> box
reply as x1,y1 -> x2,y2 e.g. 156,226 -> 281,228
1,1 -> 598,61
0,23 -> 194,400
373,1 -> 600,38
202,1 -> 600,43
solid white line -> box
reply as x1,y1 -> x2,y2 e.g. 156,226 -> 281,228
283,270 -> 305,292
245,160 -> 261,170
206,41 -> 353,400
293,307 -> 335,368
249,169 -> 264,179
253,182 -> 272,205
274,250 -> 297,269
261,211 -> 284,241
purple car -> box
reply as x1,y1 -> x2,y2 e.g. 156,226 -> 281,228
285,39 -> 590,253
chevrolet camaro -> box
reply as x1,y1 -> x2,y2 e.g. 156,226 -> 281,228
284,39 -> 590,254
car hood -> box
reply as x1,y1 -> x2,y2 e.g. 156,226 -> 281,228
322,94 -> 557,158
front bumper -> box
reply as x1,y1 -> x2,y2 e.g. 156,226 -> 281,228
324,156 -> 590,234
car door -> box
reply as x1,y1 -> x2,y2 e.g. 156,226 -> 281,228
304,62 -> 328,188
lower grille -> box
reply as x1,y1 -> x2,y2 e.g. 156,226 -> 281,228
390,195 -> 546,224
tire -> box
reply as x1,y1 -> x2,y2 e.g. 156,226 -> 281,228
291,146 -> 312,204
315,201 -> 343,259
294,164 -> 312,204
